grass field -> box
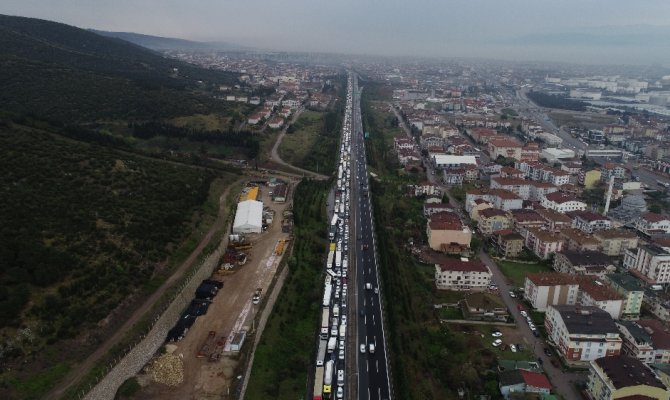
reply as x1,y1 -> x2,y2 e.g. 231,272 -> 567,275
549,111 -> 619,130
278,110 -> 324,169
496,260 -> 552,287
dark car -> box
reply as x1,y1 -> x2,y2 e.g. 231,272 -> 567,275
543,348 -> 552,357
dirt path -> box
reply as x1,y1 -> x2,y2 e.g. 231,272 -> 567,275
45,176 -> 245,400
269,107 -> 329,180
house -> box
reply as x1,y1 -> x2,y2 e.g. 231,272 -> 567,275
466,188 -> 523,212
495,230 -> 525,258
594,229 -> 640,257
586,355 -> 669,400
463,292 -> 509,321
521,143 -> 541,162
636,212 -> 670,236
528,181 -> 560,202
247,113 -> 263,125
525,227 -> 565,260
478,208 -> 512,235
394,137 -> 415,151
624,244 -> 670,284
553,250 -> 615,278
545,305 -> 622,363
268,117 -> 284,129
498,166 -> 526,179
601,163 -> 627,181
560,228 -> 601,252
510,209 -> 547,233
541,192 -> 587,213
488,138 -> 523,160
490,177 -> 531,200
397,148 -> 421,165
434,259 -> 491,291
605,273 -> 645,320
578,278 -> 624,319
469,199 -> 492,220
536,208 -> 573,232
579,170 -> 602,189
617,320 -> 670,364
443,167 -> 465,185
427,212 -> 472,253
499,369 -> 552,399
524,272 -> 579,311
572,211 -> 613,233
411,182 -> 440,197
432,154 -> 477,170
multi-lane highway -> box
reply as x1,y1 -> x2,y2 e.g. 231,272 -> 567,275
350,74 -> 392,400
310,73 -> 391,400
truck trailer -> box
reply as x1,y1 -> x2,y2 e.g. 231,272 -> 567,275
313,366 -> 324,400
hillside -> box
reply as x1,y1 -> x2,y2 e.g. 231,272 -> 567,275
0,14 -> 240,122
90,29 -> 242,51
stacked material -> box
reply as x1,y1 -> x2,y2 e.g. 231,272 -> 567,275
150,353 -> 184,386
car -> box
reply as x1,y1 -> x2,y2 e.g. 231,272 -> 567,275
510,345 -> 517,352
544,348 -> 552,357
491,332 -> 503,337
339,341 -> 345,351
338,350 -> 344,360
532,329 -> 540,337
374,287 -> 379,294
509,291 -> 516,298
337,386 -> 344,399
360,344 -> 366,353
488,284 -> 498,290
337,369 -> 344,387
359,309 -> 365,317
369,343 -> 375,353
492,339 -> 503,347
520,311 -> 528,318
341,315 -> 347,324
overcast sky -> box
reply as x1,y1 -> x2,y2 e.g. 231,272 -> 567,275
3,0 -> 670,65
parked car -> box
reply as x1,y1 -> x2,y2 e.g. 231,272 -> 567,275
491,332 -> 503,337
492,339 -> 503,347
509,291 -> 516,298
520,311 -> 528,318
510,344 -> 517,352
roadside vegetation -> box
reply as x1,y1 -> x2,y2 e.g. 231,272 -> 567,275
361,83 -> 503,399
246,179 -> 329,400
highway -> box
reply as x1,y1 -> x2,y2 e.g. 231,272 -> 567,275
350,74 -> 392,400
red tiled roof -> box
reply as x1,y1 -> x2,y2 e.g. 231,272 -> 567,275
489,138 -> 522,148
637,319 -> 670,349
527,272 -> 578,286
642,212 -> 670,223
479,208 -> 508,218
544,191 -> 579,204
520,370 -> 552,390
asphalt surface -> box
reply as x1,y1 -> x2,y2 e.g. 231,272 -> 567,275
350,76 -> 392,400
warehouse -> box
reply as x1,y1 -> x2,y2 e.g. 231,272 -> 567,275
233,200 -> 264,233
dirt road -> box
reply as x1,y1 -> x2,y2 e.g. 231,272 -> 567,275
45,177 -> 245,400
269,107 -> 329,180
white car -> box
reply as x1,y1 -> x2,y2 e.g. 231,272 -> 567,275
520,311 -> 528,318
337,369 -> 344,387
509,291 -> 516,298
510,344 -> 517,353
341,315 -> 347,325
338,349 -> 344,360
360,344 -> 366,353
492,339 -> 503,347
337,386 -> 344,399
491,332 -> 503,338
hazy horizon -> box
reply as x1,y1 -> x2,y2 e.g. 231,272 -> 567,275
3,0 -> 670,66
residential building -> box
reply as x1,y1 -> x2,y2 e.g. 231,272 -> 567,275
490,177 -> 531,200
601,163 -> 627,181
488,138 -> 523,160
624,244 -> 670,284
427,211 -> 472,253
499,369 -> 552,399
572,211 -> 613,233
536,208 -> 573,232
495,230 -> 525,258
466,188 -> 523,212
524,272 -> 579,311
432,154 -> 477,169
469,199 -> 492,220
578,279 -> 624,319
636,212 -> 670,236
541,192 -> 587,213
478,208 -> 512,235
605,273 -> 645,320
545,305 -> 622,363
617,320 -> 670,364
528,181 -> 559,202
423,203 -> 453,217
553,250 -> 615,277
587,355 -> 669,400
525,227 -> 565,260
561,228 -> 601,252
644,289 -> 670,323
594,229 -> 640,257
510,209 -> 547,233
434,260 -> 491,291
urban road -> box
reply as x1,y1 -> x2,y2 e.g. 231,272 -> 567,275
350,75 -> 392,400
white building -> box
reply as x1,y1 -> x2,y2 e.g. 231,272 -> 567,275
434,260 -> 491,291
624,244 -> 670,285
232,200 -> 264,234
541,148 -> 575,163
524,273 -> 579,312
541,192 -> 587,213
432,154 -> 477,169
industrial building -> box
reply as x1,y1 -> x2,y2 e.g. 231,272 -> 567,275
233,200 -> 264,234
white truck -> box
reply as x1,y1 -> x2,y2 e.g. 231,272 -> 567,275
320,309 -> 330,339
326,251 -> 334,269
335,251 -> 342,268
333,304 -> 340,318
316,339 -> 327,366
322,285 -> 332,308
327,337 -> 337,353
339,323 -> 346,339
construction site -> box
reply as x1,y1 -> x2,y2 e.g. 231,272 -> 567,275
129,178 -> 294,400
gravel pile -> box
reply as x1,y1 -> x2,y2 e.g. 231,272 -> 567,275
150,353 -> 184,386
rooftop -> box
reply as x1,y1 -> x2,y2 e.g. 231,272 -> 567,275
638,319 -> 670,349
578,279 -> 623,302
544,191 -> 581,204
560,228 -> 601,245
479,208 -> 508,218
437,260 -> 489,273
527,227 -> 563,242
595,355 -> 666,390
552,305 -> 618,335
574,211 -> 610,222
595,229 -> 638,240
606,273 -> 645,292
559,250 -> 612,266
641,212 -> 670,223
526,272 -> 578,286
536,208 -> 572,223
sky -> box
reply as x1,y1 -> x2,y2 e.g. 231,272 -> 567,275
2,0 -> 670,65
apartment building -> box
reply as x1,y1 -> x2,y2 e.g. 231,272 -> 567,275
617,320 -> 670,364
578,279 -> 624,319
541,192 -> 587,213
624,244 -> 670,284
587,355 -> 669,400
553,250 -> 615,278
524,272 -> 579,311
426,211 -> 472,253
434,260 -> 491,291
545,305 -> 622,363
635,212 -> 670,236
605,273 -> 645,320
526,227 -> 564,260
572,211 -> 613,234
561,228 -> 601,252
594,229 -> 639,257
477,208 -> 512,235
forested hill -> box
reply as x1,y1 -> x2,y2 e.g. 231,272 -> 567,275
0,14 -> 239,122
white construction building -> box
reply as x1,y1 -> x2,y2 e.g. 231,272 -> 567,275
233,200 -> 264,234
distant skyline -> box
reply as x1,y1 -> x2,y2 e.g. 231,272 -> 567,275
3,0 -> 670,65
